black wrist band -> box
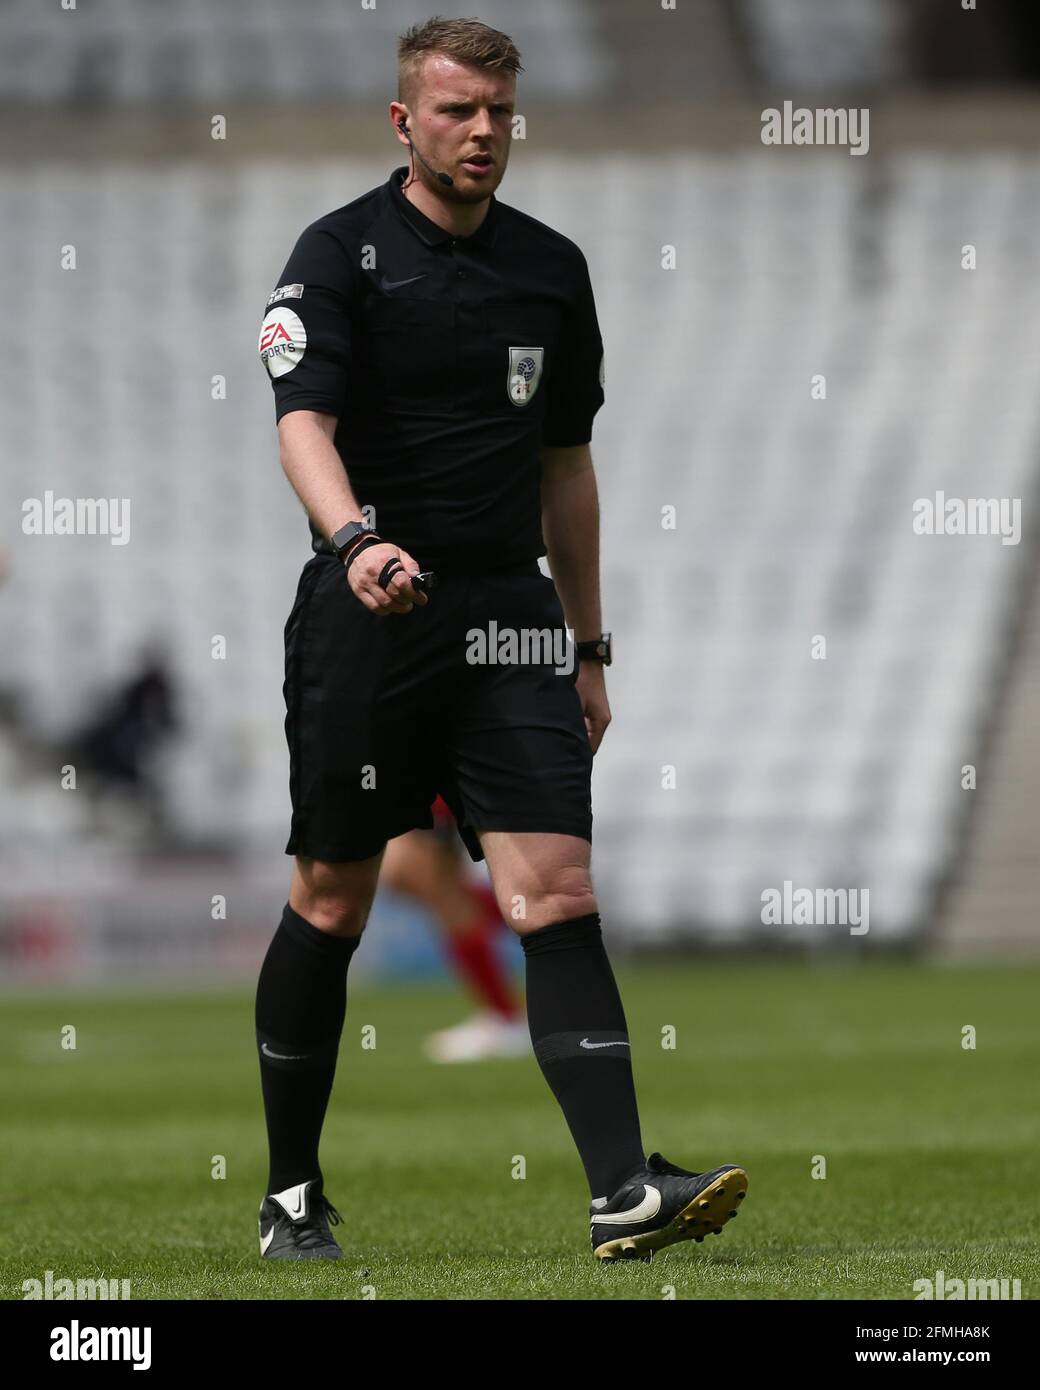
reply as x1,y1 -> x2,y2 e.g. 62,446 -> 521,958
342,534 -> 384,575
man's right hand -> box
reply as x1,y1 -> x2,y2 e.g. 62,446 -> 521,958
344,540 -> 430,616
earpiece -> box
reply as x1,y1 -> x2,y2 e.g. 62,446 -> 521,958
395,116 -> 454,188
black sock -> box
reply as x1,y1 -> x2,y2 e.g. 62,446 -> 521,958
521,912 -> 645,1198
255,903 -> 360,1195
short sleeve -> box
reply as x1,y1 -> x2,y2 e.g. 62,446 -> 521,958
540,248 -> 605,448
258,223 -> 354,423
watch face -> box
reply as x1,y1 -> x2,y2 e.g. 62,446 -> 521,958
332,522 -> 365,553
577,634 -> 611,664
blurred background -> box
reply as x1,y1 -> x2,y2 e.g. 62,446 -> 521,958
2,0 -> 1039,992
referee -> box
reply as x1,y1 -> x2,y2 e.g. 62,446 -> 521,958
255,16 -> 747,1263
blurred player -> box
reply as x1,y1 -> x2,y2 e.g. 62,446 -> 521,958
379,796 -> 528,1062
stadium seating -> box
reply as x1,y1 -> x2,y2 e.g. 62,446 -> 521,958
3,152 -> 1038,948
0,0 -> 612,107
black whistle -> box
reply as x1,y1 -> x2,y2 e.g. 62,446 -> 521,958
411,571 -> 438,595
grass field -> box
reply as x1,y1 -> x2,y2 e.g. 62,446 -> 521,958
2,959 -> 1037,1300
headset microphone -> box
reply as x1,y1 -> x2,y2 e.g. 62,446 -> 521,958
397,118 -> 454,187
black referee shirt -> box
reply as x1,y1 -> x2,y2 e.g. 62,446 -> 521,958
259,166 -> 605,573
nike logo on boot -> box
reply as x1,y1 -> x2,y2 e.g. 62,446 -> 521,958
590,1185 -> 662,1226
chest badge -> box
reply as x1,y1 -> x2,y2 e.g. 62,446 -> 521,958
507,346 -> 544,406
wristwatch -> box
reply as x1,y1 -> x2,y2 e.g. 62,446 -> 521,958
330,519 -> 376,559
575,632 -> 612,666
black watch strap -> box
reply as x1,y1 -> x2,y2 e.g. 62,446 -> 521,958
575,633 -> 612,665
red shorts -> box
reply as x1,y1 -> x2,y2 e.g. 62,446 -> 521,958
429,794 -> 459,846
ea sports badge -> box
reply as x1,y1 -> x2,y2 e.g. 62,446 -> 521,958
507,346 -> 544,407
259,306 -> 307,379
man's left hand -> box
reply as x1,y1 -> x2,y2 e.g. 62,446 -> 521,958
575,661 -> 611,754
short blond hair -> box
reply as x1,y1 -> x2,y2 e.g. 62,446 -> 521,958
397,15 -> 523,108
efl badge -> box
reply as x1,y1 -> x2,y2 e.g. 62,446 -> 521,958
507,346 -> 544,407
267,282 -> 304,307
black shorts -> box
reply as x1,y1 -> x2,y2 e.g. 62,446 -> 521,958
282,557 -> 593,863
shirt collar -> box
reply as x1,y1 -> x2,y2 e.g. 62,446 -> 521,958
388,166 -> 499,249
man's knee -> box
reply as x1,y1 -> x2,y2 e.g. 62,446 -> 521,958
479,832 -> 597,934
289,854 -> 382,938
504,867 -> 598,935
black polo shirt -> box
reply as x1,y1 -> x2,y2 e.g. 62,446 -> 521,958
259,166 -> 605,572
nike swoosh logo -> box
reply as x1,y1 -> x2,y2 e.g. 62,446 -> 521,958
590,1185 -> 662,1227
261,1042 -> 307,1061
381,274 -> 427,292
259,1226 -> 275,1255
579,1037 -> 630,1050
271,1182 -> 308,1221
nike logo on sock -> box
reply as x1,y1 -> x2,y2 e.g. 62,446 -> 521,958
590,1185 -> 662,1226
579,1037 -> 630,1050
261,1042 -> 308,1061
270,1182 -> 309,1221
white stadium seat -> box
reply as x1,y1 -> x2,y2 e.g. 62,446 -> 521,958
4,152 -> 1039,943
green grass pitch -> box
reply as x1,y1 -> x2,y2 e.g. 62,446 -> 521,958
2,960 -> 1037,1300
